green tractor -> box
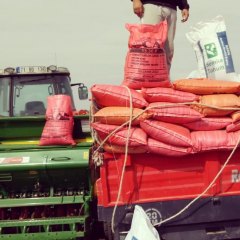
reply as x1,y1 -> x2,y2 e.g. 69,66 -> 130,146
0,65 -> 95,239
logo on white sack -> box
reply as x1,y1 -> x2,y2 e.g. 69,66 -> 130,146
204,43 -> 218,58
145,208 -> 162,225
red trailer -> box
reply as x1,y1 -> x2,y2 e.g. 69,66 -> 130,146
96,149 -> 240,240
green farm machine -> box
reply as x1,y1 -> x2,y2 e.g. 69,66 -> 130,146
0,66 -> 94,239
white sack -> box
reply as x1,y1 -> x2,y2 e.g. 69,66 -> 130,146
186,15 -> 238,81
125,205 -> 160,240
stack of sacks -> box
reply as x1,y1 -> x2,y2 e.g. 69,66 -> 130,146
91,84 -> 150,154
90,22 -> 240,157
91,78 -> 240,157
91,21 -> 172,155
173,78 -> 240,153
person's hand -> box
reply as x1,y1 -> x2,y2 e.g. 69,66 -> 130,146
133,0 -> 144,18
181,9 -> 189,22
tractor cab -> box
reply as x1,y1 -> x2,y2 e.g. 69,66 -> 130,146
0,65 -> 88,117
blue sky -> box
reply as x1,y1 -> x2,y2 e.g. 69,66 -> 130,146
0,0 -> 239,109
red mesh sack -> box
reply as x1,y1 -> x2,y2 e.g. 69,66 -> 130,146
122,22 -> 170,89
141,120 -> 192,147
91,123 -> 147,147
126,22 -> 167,49
91,84 -> 148,108
46,94 -> 73,118
91,122 -> 119,140
108,127 -> 147,147
147,138 -> 192,156
103,143 -> 147,154
148,102 -> 202,124
191,130 -> 236,152
226,121 -> 240,132
183,117 -> 232,131
39,119 -> 75,146
142,87 -> 199,103
39,95 -> 75,146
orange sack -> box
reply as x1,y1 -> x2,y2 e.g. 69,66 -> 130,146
231,111 -> 240,123
94,107 -> 151,125
173,78 -> 240,95
192,94 -> 240,117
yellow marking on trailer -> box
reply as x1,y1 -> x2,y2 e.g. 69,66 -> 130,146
1,137 -> 93,145
0,140 -> 39,145
83,151 -> 89,160
75,137 -> 93,143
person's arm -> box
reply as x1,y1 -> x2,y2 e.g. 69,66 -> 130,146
132,0 -> 144,18
181,8 -> 189,22
178,0 -> 190,22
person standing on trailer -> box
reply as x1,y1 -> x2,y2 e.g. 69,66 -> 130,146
131,0 -> 190,71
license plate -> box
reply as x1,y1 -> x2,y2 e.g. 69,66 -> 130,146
16,66 -> 47,74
